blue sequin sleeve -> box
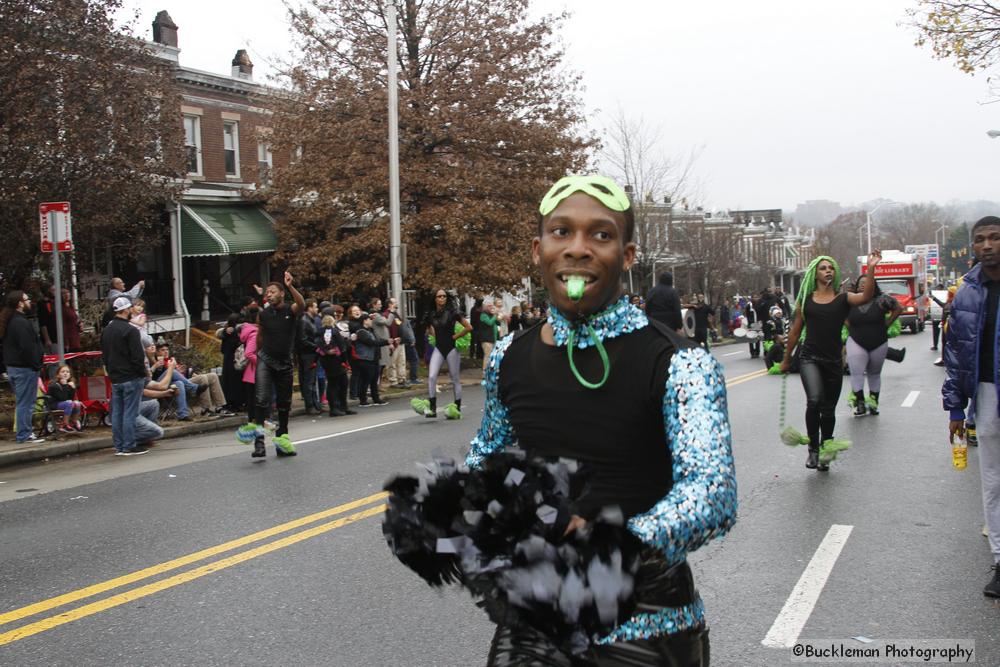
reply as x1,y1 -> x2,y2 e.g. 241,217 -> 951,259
466,334 -> 516,469
627,346 -> 737,565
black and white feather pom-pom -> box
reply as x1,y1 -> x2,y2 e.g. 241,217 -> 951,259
382,452 -> 645,654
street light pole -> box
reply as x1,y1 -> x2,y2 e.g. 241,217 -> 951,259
934,224 -> 947,282
386,2 -> 404,319
865,200 -> 901,254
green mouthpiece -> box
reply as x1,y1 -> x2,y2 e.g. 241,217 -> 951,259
567,276 -> 585,301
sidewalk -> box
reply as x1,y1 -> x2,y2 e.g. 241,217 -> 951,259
0,368 -> 486,469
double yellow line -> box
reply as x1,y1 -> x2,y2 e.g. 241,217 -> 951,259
0,492 -> 388,646
725,368 -> 770,387
1,371 -> 770,647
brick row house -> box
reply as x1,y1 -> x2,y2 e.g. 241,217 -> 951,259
80,11 -> 288,336
632,197 -> 816,301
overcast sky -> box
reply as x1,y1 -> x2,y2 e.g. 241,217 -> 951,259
126,0 -> 1000,211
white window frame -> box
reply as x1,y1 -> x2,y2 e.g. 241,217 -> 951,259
257,141 -> 273,184
183,114 -> 202,176
223,121 -> 240,178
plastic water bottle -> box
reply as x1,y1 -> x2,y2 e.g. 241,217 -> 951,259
952,434 -> 968,471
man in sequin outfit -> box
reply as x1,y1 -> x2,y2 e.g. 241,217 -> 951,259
467,174 -> 736,666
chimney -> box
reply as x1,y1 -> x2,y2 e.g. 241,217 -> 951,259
152,11 -> 178,48
232,50 -> 253,80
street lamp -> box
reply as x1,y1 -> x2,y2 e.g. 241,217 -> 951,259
865,200 -> 902,254
934,224 -> 947,281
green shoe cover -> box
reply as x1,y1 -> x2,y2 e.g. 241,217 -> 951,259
444,403 -> 461,420
818,438 -> 851,464
846,393 -> 857,408
236,423 -> 263,444
411,398 -> 430,416
781,426 -> 810,447
274,434 -> 296,454
864,395 -> 879,410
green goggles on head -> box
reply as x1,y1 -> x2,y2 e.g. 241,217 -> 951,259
538,174 -> 631,217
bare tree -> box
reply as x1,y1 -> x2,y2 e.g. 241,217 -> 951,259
598,109 -> 703,288
876,202 -> 957,249
816,212 -> 867,280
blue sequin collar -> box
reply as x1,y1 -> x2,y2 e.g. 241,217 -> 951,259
548,296 -> 648,349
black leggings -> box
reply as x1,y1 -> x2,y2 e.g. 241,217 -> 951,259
243,381 -> 256,423
320,357 -> 348,413
487,625 -> 708,667
799,358 -> 843,449
487,557 -> 709,666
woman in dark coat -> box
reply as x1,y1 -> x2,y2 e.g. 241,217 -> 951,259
217,314 -> 244,412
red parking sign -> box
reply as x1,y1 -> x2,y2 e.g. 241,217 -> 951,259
39,201 -> 73,252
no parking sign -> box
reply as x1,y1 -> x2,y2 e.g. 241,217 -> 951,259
39,201 -> 73,253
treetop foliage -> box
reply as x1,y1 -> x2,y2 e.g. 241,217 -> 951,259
907,1 -> 1000,74
0,0 -> 184,290
267,0 -> 594,296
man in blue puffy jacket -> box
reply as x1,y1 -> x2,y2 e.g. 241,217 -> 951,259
943,216 -> 1000,598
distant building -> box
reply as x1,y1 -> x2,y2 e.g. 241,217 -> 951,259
631,198 -> 815,300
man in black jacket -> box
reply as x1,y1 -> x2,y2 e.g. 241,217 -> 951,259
645,272 -> 683,332
1,290 -> 45,443
100,297 -> 148,456
297,299 -> 320,415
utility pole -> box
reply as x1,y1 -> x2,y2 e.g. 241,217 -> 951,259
387,2 -> 404,318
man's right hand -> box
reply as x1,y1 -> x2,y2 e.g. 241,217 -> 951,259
780,359 -> 791,374
950,419 -> 966,441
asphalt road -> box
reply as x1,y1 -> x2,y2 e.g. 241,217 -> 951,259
1,330 -> 997,666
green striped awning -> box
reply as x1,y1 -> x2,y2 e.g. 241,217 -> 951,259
180,204 -> 277,257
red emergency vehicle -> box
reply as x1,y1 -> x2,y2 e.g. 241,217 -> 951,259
858,250 -> 927,333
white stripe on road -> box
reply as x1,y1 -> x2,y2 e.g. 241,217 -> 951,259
761,524 -> 854,648
723,351 -> 744,357
901,391 -> 920,408
294,421 -> 402,446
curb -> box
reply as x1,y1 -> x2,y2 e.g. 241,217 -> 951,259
0,376 -> 482,470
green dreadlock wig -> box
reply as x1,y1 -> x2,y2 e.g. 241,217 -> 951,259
793,255 -> 841,345
795,255 -> 841,312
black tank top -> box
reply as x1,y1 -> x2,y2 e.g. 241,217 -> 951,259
802,292 -> 850,362
498,324 -> 680,520
425,309 -> 461,354
847,295 -> 892,351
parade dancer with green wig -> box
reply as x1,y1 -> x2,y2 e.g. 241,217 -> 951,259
781,253 -> 882,470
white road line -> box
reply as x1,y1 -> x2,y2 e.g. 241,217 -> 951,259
294,420 -> 402,445
761,524 -> 854,648
723,351 -> 744,357
901,390 -> 920,408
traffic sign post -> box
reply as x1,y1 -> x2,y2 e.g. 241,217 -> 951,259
39,202 -> 73,365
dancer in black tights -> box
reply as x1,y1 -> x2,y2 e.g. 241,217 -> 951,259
781,252 -> 881,470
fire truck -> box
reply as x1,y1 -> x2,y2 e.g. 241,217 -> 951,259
858,250 -> 928,333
